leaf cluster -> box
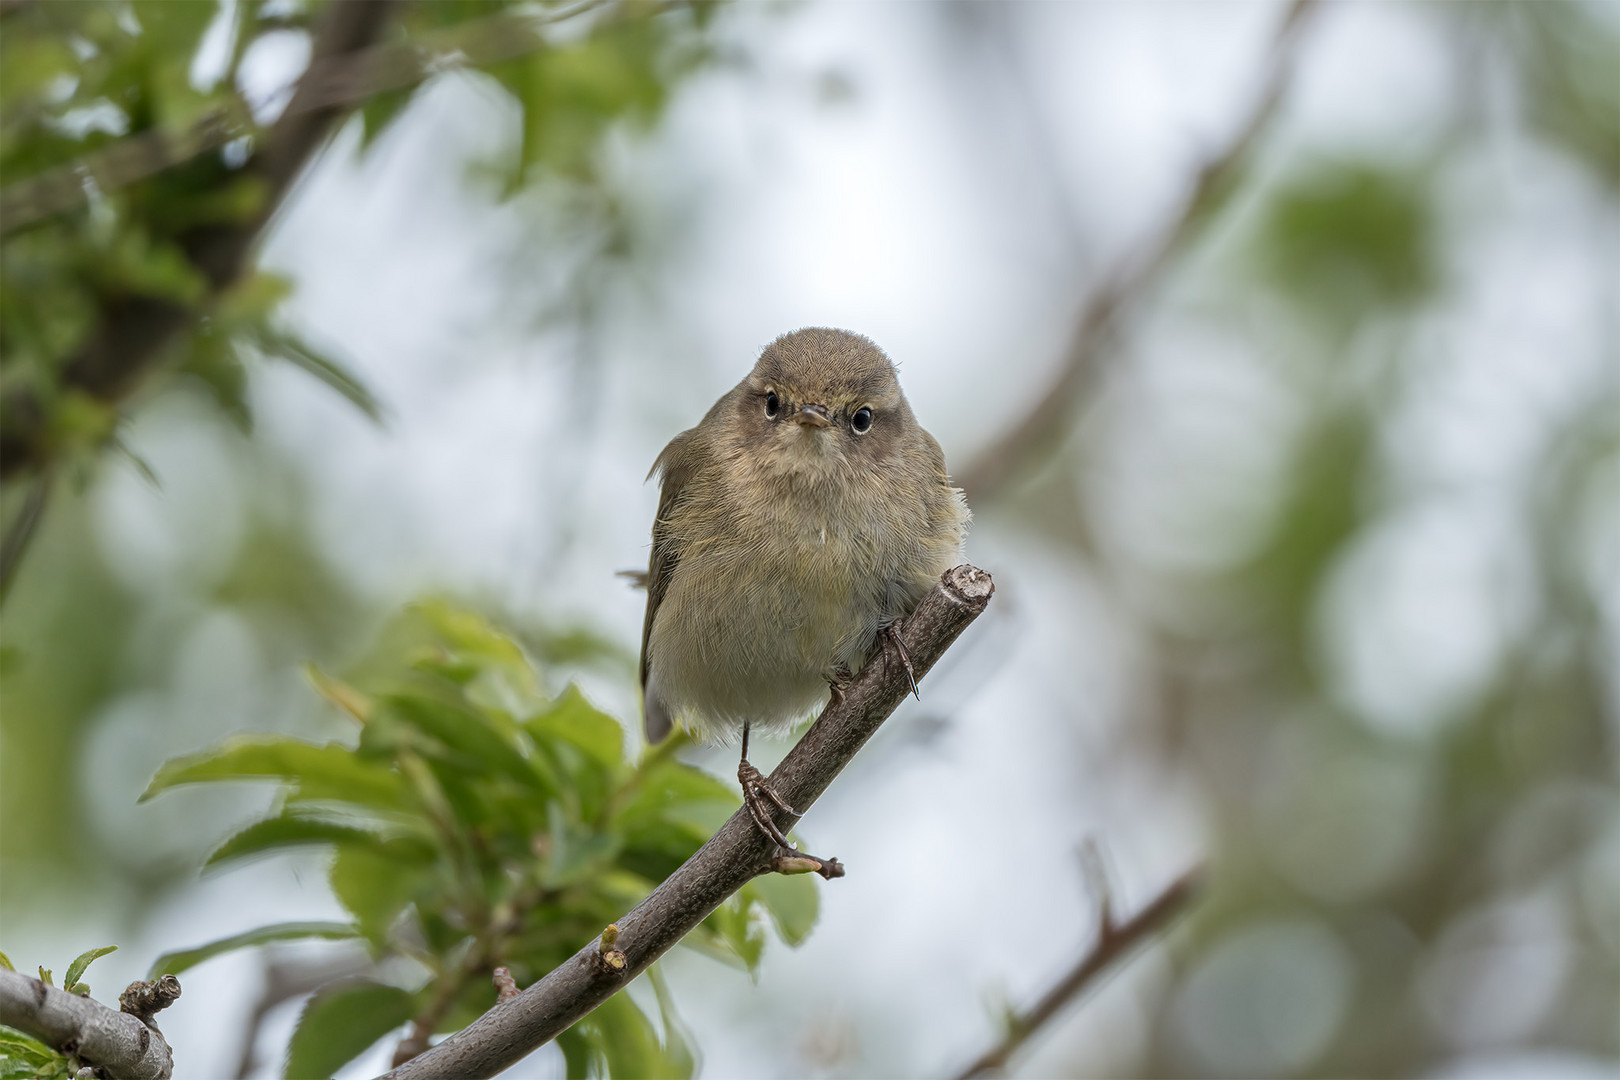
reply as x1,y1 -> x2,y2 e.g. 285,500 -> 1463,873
0,0 -> 717,477
140,601 -> 816,1078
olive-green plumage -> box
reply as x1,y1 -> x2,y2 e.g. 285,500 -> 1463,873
639,327 -> 970,744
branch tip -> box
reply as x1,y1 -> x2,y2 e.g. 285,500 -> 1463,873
770,852 -> 845,879
119,974 -> 181,1024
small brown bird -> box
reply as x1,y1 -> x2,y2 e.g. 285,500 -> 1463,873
639,328 -> 969,850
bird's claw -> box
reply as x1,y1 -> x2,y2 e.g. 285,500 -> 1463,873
739,758 -> 798,850
825,664 -> 855,707
882,624 -> 919,700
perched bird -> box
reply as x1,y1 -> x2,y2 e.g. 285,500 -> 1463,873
638,327 -> 970,849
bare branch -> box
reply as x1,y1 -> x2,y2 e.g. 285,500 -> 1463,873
378,564 -> 996,1080
950,867 -> 1204,1080
956,0 -> 1322,502
0,970 -> 179,1080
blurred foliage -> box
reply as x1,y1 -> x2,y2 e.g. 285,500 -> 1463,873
1251,161 -> 1436,336
139,602 -> 817,1077
1122,112 -> 1617,1080
1496,0 -> 1620,192
0,0 -> 715,475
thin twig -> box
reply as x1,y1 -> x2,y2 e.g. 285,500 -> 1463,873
0,970 -> 179,1080
956,0 -> 1322,501
950,867 -> 1204,1080
378,565 -> 996,1080
0,466 -> 49,606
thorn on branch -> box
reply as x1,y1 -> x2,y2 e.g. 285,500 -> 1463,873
119,975 -> 181,1025
492,967 -> 520,1003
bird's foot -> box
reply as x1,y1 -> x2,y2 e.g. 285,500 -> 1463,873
737,758 -> 845,878
825,663 -> 855,707
881,623 -> 920,700
739,757 -> 799,850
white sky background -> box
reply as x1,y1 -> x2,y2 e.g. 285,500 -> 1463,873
28,0 -> 1615,1077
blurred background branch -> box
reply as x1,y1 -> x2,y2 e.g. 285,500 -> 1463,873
958,0 -> 1319,502
952,866 -> 1204,1080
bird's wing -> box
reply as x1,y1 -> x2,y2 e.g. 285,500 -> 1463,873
639,429 -> 697,742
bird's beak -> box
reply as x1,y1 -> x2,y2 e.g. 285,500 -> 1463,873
791,403 -> 832,428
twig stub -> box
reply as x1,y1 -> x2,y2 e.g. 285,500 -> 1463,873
119,975 -> 181,1026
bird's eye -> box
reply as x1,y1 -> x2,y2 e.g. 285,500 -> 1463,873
765,391 -> 780,419
851,406 -> 873,434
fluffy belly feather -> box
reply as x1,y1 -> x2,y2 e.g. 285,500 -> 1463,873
648,528 -> 889,740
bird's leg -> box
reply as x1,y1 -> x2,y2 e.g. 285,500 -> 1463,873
738,721 -> 798,850
824,663 -> 855,707
736,723 -> 847,879
881,623 -> 920,700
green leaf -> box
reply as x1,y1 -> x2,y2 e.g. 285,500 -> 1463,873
62,945 -> 116,993
647,963 -> 696,1079
143,735 -> 413,811
556,1026 -> 591,1080
565,993 -> 689,1080
331,846 -> 426,948
253,326 -> 384,423
35,968 -> 50,987
695,897 -> 764,974
0,951 -> 11,971
205,811 -> 435,869
146,922 -> 359,982
0,1026 -> 71,1080
382,694 -> 546,793
283,981 -> 415,1080
358,87 -> 416,150
540,800 -> 623,889
527,685 -> 625,770
304,664 -> 374,722
749,871 -> 819,947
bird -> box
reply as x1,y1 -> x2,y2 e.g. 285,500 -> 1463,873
637,327 -> 970,852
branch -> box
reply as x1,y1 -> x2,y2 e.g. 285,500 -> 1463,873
0,971 -> 180,1080
378,564 -> 996,1080
956,0 -> 1321,501
949,867 -> 1204,1080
